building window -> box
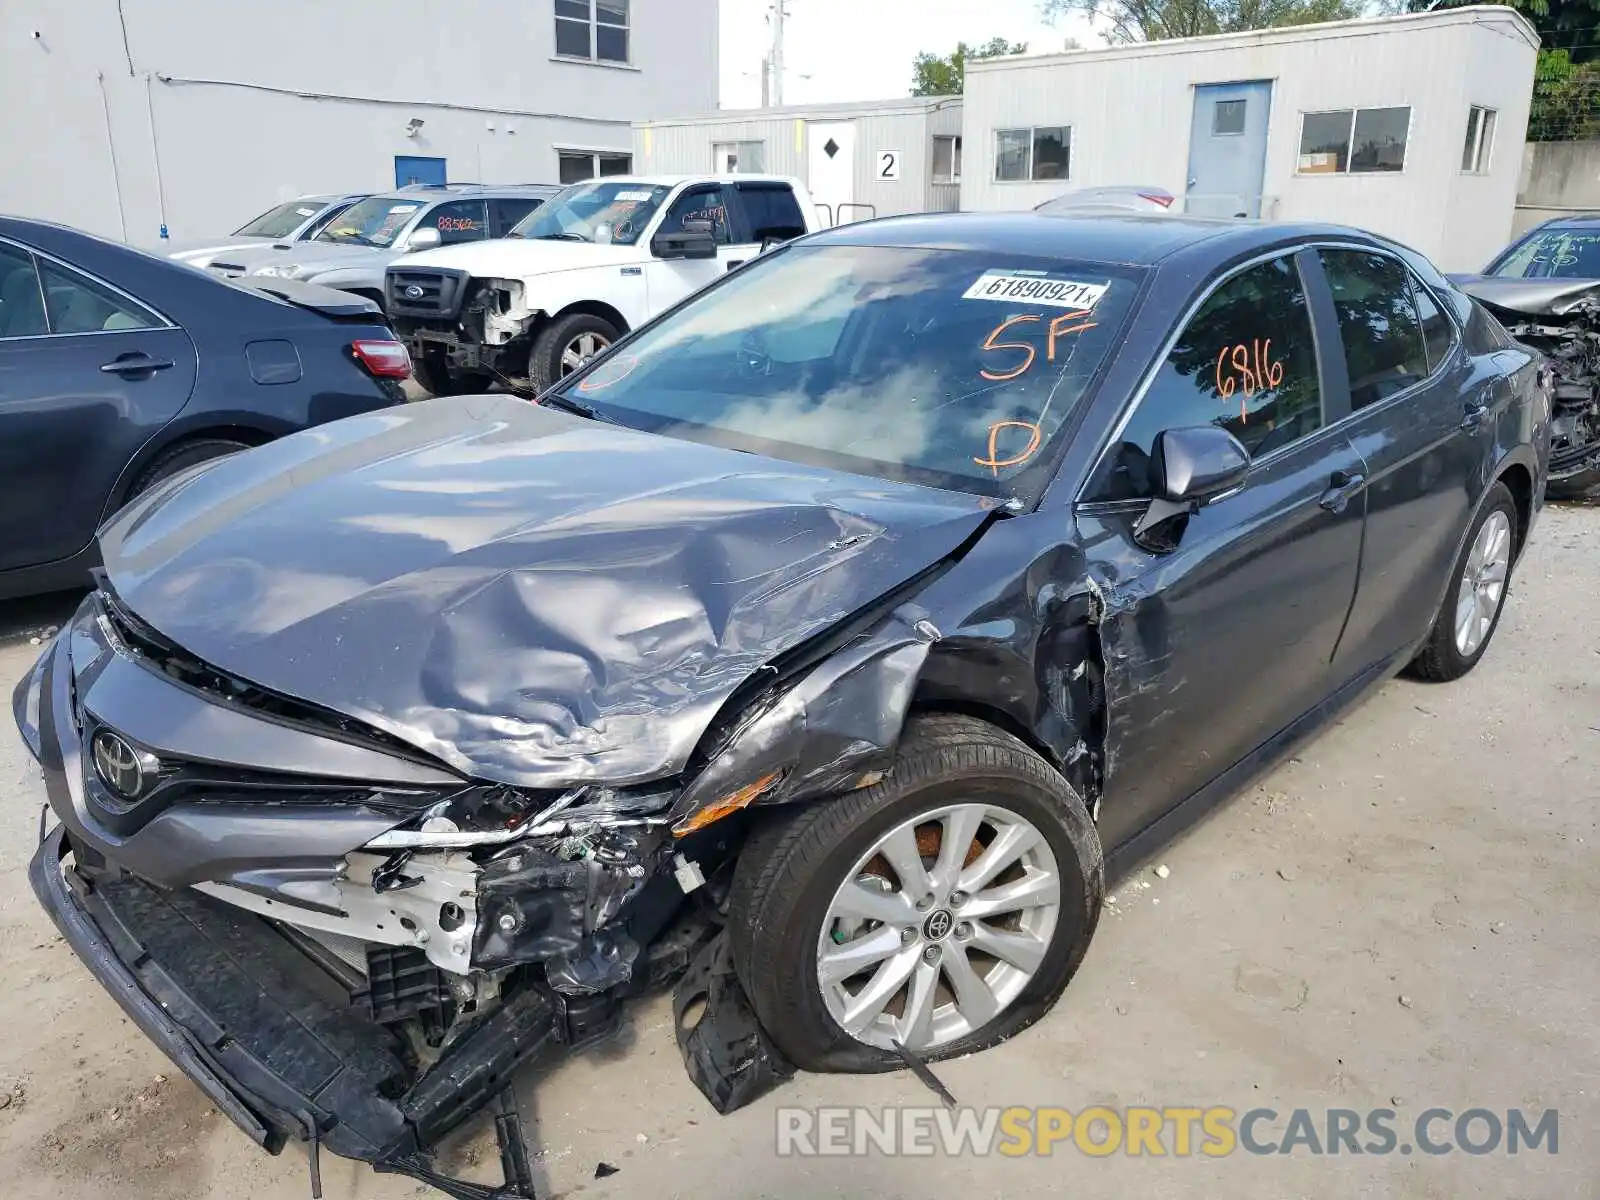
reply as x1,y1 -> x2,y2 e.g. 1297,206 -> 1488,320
1297,107 -> 1411,175
932,135 -> 963,183
554,0 -> 629,64
1462,105 -> 1498,173
994,126 -> 1071,182
713,141 -> 767,174
1212,99 -> 1247,136
558,150 -> 633,183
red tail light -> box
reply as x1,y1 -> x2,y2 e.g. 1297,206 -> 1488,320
1141,192 -> 1176,208
350,339 -> 412,380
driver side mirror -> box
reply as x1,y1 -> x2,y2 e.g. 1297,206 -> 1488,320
406,226 -> 441,251
1133,426 -> 1250,553
651,226 -> 718,261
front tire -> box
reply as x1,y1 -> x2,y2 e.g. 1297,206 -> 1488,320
727,714 -> 1104,1072
528,313 -> 620,394
1407,481 -> 1518,682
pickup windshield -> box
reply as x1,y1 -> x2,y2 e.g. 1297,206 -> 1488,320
509,181 -> 672,246
234,200 -> 323,239
1490,228 -> 1600,280
554,243 -> 1143,501
316,197 -> 423,248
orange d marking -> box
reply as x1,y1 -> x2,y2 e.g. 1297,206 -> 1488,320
974,420 -> 1043,477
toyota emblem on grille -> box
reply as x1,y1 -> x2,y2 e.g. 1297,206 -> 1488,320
92,730 -> 153,800
404,284 -> 425,300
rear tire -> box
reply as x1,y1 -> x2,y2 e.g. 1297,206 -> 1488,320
412,354 -> 491,397
528,313 -> 620,394
726,714 -> 1104,1073
128,438 -> 251,502
1407,481 -> 1518,682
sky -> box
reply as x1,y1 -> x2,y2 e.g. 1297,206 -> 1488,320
718,0 -> 1103,109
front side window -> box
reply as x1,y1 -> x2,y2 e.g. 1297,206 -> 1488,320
1298,107 -> 1410,174
1089,255 -> 1323,501
0,244 -> 47,339
428,200 -> 488,245
511,180 -> 671,246
555,0 -> 629,63
1319,250 -> 1429,410
932,135 -> 963,183
658,187 -> 734,245
1462,106 -> 1498,173
555,244 -> 1143,501
1490,227 -> 1600,279
317,197 -> 424,247
235,200 -> 323,239
994,126 -> 1071,182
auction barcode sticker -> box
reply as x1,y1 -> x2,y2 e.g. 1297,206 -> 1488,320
963,272 -> 1108,310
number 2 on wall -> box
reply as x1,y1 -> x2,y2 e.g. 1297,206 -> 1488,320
877,151 -> 900,180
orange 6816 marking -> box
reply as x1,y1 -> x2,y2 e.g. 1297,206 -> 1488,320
974,420 -> 1043,477
1214,339 -> 1285,422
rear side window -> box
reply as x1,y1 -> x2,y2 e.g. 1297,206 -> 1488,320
429,199 -> 488,245
1319,250 -> 1428,409
0,243 -> 47,338
737,183 -> 807,242
39,261 -> 160,333
1089,254 -> 1323,500
1409,278 -> 1457,373
490,198 -> 542,237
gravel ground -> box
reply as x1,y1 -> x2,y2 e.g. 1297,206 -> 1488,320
0,506 -> 1594,1200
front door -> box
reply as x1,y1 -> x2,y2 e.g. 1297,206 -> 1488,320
643,184 -> 756,316
0,242 -> 197,572
1186,81 -> 1272,218
1075,249 -> 1365,849
807,121 -> 856,227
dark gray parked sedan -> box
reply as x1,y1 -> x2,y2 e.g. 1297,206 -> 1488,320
16,212 -> 1548,1198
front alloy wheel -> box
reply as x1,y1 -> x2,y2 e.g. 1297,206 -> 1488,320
816,803 -> 1062,1052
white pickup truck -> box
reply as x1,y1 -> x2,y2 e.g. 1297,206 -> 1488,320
384,174 -> 821,395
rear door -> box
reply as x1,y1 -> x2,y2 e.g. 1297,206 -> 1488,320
1312,247 -> 1488,674
643,184 -> 756,314
0,240 -> 197,571
1076,249 -> 1366,848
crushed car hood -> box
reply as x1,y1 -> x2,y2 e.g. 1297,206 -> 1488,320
392,238 -> 646,277
1452,275 -> 1600,316
97,395 -> 990,787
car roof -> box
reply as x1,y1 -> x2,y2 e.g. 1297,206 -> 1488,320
384,183 -> 564,200
1535,214 -> 1600,230
584,174 -> 803,189
805,211 -> 1372,268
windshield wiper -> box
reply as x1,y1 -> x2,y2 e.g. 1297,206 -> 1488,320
539,392 -> 616,423
534,233 -> 588,243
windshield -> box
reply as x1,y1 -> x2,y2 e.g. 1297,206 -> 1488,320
235,200 -> 323,239
316,196 -> 424,247
554,244 -> 1143,499
510,181 -> 672,246
1490,228 -> 1600,280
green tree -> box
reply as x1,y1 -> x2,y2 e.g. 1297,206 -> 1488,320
911,37 -> 1029,96
1408,0 -> 1599,60
1041,0 -> 1364,43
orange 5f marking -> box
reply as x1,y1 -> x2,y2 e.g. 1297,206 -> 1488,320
980,310 -> 1098,382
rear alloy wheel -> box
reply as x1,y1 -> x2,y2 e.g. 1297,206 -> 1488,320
128,438 -> 251,501
1408,481 -> 1518,682
727,714 -> 1104,1072
529,313 -> 620,394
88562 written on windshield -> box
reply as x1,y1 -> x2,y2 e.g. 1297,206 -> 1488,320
559,244 -> 1142,499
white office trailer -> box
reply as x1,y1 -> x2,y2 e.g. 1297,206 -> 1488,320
0,0 -> 718,247
961,6 -> 1538,270
633,98 -> 965,226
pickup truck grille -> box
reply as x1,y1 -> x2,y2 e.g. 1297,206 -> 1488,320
386,268 -> 471,319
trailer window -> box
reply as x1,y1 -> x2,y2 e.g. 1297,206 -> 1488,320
1297,107 -> 1411,175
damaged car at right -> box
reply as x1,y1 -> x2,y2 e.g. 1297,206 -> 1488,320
16,213 -> 1548,1198
1456,214 -> 1600,498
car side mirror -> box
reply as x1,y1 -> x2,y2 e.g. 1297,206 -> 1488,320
407,226 -> 441,251
651,226 -> 718,261
1133,425 -> 1251,552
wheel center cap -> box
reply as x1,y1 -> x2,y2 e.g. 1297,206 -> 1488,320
922,908 -> 955,941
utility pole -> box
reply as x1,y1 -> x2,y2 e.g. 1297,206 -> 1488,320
770,0 -> 788,106
760,53 -> 771,107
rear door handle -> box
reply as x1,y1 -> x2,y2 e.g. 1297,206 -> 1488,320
1460,399 -> 1490,432
101,352 -> 174,376
1318,470 -> 1366,513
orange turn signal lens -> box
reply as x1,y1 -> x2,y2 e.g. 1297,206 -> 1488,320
672,771 -> 784,837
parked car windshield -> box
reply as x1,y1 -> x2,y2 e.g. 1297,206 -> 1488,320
509,181 -> 672,246
316,197 -> 424,248
1489,228 -> 1600,279
555,244 -> 1143,500
233,200 -> 323,239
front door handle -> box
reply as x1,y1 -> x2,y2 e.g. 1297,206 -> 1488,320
101,352 -> 174,376
1318,469 -> 1366,513
1460,399 -> 1490,432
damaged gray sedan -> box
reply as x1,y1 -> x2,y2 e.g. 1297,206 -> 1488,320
15,213 -> 1549,1198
